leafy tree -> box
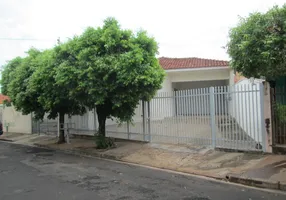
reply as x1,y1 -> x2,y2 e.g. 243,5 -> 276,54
29,47 -> 86,143
4,48 -> 45,118
1,47 -> 86,143
55,18 -> 165,141
1,57 -> 22,96
227,4 -> 286,80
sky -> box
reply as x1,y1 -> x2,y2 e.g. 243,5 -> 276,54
0,0 -> 285,67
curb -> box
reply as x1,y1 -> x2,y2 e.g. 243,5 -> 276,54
34,143 -> 119,161
0,138 -> 13,142
226,174 -> 286,191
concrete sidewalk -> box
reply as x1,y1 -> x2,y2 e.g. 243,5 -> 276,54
1,132 -> 286,191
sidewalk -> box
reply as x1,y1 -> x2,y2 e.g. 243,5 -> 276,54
1,132 -> 286,191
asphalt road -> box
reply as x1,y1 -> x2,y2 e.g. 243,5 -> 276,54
0,141 -> 285,200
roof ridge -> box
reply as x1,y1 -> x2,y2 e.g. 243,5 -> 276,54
159,57 -> 229,62
159,57 -> 229,70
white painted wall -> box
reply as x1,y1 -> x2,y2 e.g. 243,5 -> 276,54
231,79 -> 263,144
149,75 -> 174,120
149,69 -> 231,119
173,80 -> 228,115
168,68 -> 230,82
3,106 -> 32,134
67,109 -> 96,130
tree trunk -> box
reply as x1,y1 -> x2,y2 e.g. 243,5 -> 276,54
96,105 -> 107,137
57,112 -> 65,144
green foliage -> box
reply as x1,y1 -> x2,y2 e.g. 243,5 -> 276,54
1,17 -> 164,141
94,134 -> 115,149
276,104 -> 286,123
5,48 -> 45,118
55,17 -> 165,136
29,47 -> 86,120
1,57 -> 22,95
227,4 -> 286,80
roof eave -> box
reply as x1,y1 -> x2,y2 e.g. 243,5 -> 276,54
165,66 -> 230,73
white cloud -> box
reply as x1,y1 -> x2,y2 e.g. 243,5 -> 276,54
0,0 -> 285,66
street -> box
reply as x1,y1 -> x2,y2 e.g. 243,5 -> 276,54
0,141 -> 285,200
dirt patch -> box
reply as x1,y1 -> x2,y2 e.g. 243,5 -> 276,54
37,138 -> 97,151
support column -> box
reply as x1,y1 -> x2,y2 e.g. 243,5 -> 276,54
210,87 -> 216,148
263,81 -> 273,153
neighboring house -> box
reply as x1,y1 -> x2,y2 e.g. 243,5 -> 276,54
0,94 -> 10,122
0,94 -> 10,104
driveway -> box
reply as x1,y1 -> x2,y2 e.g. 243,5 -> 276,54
0,141 -> 285,200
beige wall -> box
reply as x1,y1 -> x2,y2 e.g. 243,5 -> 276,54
168,68 -> 230,83
173,80 -> 228,90
3,106 -> 32,134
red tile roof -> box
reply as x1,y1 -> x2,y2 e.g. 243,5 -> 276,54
159,57 -> 229,70
0,94 -> 10,104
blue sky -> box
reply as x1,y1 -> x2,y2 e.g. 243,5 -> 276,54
0,0 -> 285,67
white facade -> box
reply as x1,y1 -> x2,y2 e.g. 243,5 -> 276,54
148,67 -> 233,119
3,106 -> 32,134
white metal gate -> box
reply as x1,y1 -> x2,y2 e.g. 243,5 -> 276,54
106,83 -> 266,152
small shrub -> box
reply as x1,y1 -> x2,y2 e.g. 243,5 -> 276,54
94,134 -> 115,149
276,104 -> 286,123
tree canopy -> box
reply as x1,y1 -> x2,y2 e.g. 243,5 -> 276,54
227,4 -> 286,80
55,18 -> 165,137
1,17 -> 165,144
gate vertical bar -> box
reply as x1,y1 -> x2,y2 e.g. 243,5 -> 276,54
57,114 -> 60,137
147,101 -> 151,142
127,121 -> 130,140
94,108 -> 97,134
259,83 -> 266,152
210,87 -> 216,148
142,100 -> 146,141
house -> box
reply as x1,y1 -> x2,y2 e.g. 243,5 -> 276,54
145,57 -> 234,117
158,57 -> 233,93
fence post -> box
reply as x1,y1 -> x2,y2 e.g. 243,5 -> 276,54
93,108 -> 97,134
127,121 -> 130,140
147,101 -> 151,142
259,83 -> 267,152
210,87 -> 216,148
142,100 -> 146,141
57,113 -> 60,137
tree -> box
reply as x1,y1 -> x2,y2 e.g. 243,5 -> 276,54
227,4 -> 286,80
29,47 -> 86,143
4,48 -> 45,118
1,47 -> 86,144
55,18 -> 165,141
1,57 -> 22,96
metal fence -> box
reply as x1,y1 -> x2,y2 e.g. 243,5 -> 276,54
271,86 -> 286,147
32,83 -> 266,152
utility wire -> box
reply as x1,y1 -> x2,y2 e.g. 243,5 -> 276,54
0,38 -> 56,41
